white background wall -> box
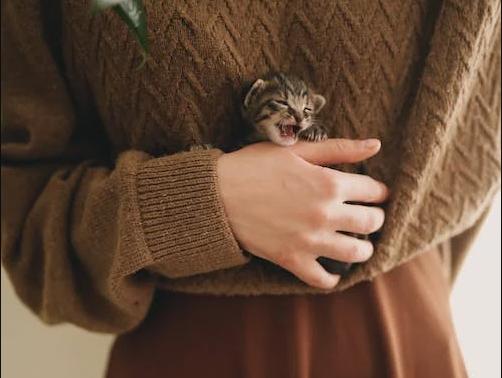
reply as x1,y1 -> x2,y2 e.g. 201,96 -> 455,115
450,193 -> 501,378
1,194 -> 501,378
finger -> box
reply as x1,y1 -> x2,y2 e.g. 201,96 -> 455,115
283,255 -> 340,290
334,204 -> 386,234
334,171 -> 389,203
292,138 -> 381,166
309,231 -> 374,263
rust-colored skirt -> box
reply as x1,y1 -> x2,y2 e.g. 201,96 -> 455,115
106,249 -> 467,378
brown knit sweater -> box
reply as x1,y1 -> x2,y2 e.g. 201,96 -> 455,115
1,0 -> 500,333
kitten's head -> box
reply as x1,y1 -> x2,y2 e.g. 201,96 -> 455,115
241,73 -> 326,146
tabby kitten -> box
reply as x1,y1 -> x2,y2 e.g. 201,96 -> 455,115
241,73 -> 356,276
241,73 -> 329,146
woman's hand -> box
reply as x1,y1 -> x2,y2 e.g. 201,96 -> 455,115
216,139 -> 389,290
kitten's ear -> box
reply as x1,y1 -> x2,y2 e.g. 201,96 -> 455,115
313,94 -> 326,113
243,79 -> 266,108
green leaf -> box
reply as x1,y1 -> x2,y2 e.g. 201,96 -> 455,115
93,0 -> 123,8
93,0 -> 149,68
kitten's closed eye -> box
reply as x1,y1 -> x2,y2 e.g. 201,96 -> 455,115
272,100 -> 289,107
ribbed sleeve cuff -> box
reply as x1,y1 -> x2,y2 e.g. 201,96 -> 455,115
136,149 -> 249,278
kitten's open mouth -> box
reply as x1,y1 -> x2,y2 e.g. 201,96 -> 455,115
278,123 -> 301,138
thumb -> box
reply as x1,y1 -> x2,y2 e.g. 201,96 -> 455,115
291,138 -> 381,166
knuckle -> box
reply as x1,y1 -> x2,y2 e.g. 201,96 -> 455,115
298,232 -> 316,250
320,173 -> 341,199
309,206 -> 330,229
333,139 -> 350,152
278,247 -> 308,271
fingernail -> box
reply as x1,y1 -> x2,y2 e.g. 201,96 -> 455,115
363,139 -> 380,149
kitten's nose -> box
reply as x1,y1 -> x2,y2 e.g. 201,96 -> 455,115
293,114 -> 303,124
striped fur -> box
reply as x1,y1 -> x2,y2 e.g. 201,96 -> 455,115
241,73 -> 327,146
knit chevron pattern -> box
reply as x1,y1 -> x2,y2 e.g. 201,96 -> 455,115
64,0 -> 433,154
359,0 -> 502,285
57,0 -> 501,294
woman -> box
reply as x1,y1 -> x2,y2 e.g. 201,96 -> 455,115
2,1 -> 500,377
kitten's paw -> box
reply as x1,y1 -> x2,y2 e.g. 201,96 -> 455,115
299,126 -> 328,142
189,143 -> 213,151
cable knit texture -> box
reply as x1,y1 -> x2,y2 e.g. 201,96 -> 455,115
1,0 -> 500,333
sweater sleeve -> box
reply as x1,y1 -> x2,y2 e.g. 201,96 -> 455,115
1,2 -> 247,333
